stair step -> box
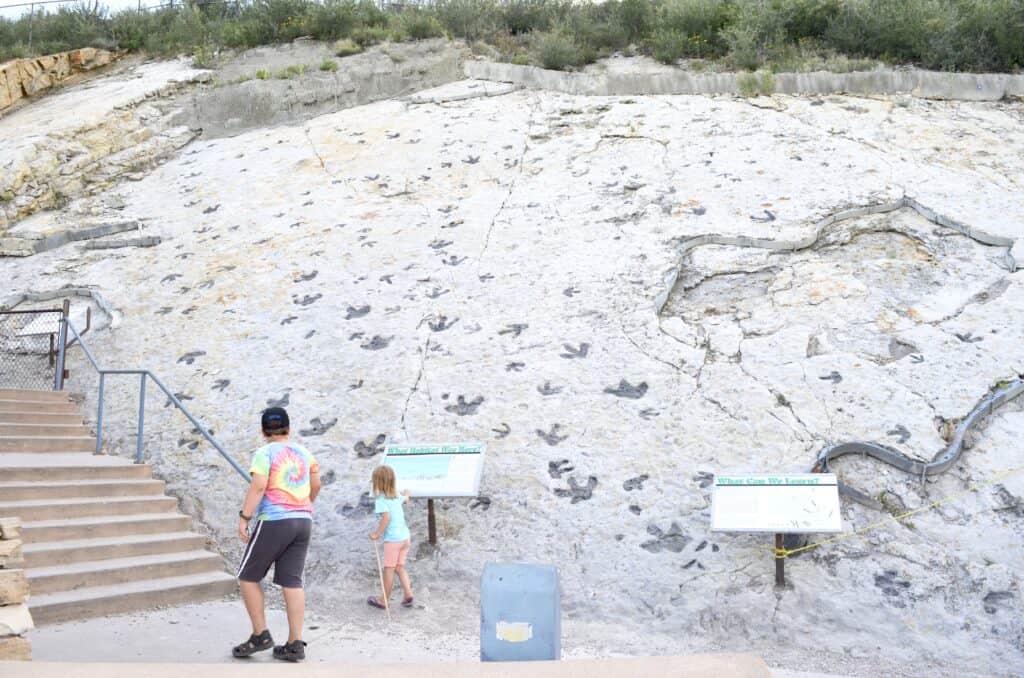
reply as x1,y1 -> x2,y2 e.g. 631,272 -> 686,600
0,411 -> 84,425
0,453 -> 150,481
27,550 -> 225,595
29,570 -> 237,624
0,494 -> 177,521
22,512 -> 192,541
0,435 -> 95,452
23,531 -> 209,567
0,479 -> 165,501
0,400 -> 79,414
0,389 -> 72,402
0,423 -> 91,436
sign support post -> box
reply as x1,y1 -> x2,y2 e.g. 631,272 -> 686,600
711,473 -> 842,587
382,442 -> 486,547
774,533 -> 785,586
427,498 -> 437,545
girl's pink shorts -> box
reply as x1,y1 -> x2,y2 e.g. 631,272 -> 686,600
382,539 -> 411,567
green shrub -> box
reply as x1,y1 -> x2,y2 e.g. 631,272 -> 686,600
351,24 -> 389,47
333,38 -> 363,56
397,12 -> 445,40
533,30 -> 586,70
736,69 -> 774,96
649,28 -> 687,64
320,57 -> 338,71
191,44 -> 215,68
616,0 -> 653,43
303,0 -> 358,41
511,53 -> 531,65
658,0 -> 734,57
432,0 -> 500,42
255,68 -> 271,79
2,0 -> 1022,73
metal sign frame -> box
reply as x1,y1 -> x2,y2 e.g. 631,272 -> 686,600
382,442 -> 486,498
710,473 -> 843,534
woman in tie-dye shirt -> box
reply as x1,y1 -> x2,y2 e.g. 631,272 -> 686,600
233,407 -> 320,663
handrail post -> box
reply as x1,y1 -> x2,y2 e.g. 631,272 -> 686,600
54,300 -> 70,391
136,373 -> 146,464
95,372 -> 105,454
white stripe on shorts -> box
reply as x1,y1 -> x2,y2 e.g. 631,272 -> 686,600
236,519 -> 264,578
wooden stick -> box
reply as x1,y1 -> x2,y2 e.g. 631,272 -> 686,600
373,539 -> 392,623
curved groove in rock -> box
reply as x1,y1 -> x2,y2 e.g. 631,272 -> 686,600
814,376 -> 1024,509
656,198 -> 1023,510
654,196 -> 1018,315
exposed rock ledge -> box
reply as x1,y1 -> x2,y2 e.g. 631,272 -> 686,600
0,47 -> 121,112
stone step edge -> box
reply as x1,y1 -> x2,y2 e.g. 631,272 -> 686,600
23,531 -> 207,553
0,494 -> 176,508
29,570 -> 236,608
27,549 -> 223,578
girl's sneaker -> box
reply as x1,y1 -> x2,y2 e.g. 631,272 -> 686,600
232,629 -> 273,658
401,597 -> 415,608
367,595 -> 386,609
273,640 -> 307,662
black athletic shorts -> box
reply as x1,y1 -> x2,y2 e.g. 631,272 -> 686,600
236,518 -> 312,588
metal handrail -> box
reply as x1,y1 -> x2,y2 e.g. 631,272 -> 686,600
65,321 -> 248,481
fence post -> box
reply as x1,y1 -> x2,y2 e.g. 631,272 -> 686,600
54,300 -> 70,391
95,372 -> 105,454
136,373 -> 146,463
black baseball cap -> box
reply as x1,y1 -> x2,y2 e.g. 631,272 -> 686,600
261,407 -> 290,431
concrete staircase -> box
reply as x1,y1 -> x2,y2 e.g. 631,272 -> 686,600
0,389 -> 236,624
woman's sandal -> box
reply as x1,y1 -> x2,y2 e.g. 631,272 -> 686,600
232,629 -> 274,658
367,595 -> 386,609
401,597 -> 415,608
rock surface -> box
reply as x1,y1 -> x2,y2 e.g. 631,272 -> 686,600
3,73 -> 1024,675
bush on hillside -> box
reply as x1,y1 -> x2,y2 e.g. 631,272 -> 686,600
533,30 -> 587,70
2,0 -> 1022,73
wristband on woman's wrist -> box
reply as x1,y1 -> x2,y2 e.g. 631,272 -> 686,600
239,510 -> 252,520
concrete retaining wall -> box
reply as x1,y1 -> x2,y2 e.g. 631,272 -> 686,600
171,40 -> 465,138
464,59 -> 1024,101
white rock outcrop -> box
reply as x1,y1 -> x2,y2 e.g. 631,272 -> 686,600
3,78 -> 1023,673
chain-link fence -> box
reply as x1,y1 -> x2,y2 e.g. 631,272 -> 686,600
0,309 -> 64,390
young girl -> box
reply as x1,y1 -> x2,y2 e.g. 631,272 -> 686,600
367,464 -> 414,609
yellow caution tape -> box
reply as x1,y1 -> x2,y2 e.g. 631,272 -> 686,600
772,462 -> 1024,559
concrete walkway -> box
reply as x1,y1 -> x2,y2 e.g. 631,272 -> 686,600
4,655 -> 771,677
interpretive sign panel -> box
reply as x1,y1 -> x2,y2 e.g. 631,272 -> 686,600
383,442 -> 486,498
710,473 -> 842,533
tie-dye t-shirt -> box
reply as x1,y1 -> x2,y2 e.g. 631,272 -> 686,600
250,442 -> 319,521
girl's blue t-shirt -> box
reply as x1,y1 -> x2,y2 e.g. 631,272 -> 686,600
374,495 -> 411,542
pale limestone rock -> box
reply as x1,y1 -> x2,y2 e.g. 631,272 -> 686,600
0,517 -> 20,540
2,76 -> 1023,673
0,540 -> 23,568
0,603 -> 33,636
0,570 -> 28,605
0,635 -> 31,661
